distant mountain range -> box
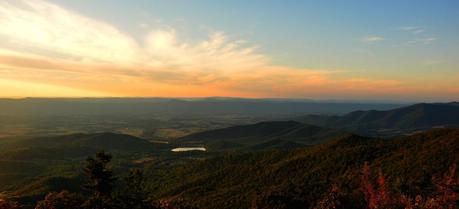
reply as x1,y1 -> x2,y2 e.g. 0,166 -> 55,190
174,102 -> 459,148
297,102 -> 459,136
175,121 -> 344,150
3,102 -> 455,156
0,97 -> 403,117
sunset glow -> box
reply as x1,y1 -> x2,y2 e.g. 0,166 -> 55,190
0,0 -> 458,101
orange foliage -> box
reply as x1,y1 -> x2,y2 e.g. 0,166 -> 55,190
361,162 -> 458,209
361,162 -> 395,208
0,198 -> 19,209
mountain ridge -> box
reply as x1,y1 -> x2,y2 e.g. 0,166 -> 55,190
297,102 -> 459,136
175,120 -> 344,150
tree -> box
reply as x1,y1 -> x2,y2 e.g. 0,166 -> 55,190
116,169 -> 152,209
251,189 -> 306,209
35,191 -> 82,209
82,151 -> 116,209
0,198 -> 19,209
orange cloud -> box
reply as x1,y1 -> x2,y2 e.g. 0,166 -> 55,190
0,0 -> 456,101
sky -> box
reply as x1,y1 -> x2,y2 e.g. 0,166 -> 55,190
0,0 -> 458,101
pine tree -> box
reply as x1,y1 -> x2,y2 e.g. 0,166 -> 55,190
82,151 -> 116,209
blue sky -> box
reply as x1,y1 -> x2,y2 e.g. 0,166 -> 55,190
49,0 -> 459,68
0,0 -> 458,100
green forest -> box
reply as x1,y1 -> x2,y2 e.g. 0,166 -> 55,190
1,128 -> 457,209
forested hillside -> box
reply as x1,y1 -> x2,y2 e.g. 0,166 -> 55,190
146,129 -> 458,208
2,129 -> 457,209
176,121 -> 343,150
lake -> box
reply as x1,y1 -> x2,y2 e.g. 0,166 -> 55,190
171,147 -> 207,152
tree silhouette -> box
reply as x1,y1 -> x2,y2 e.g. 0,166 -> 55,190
82,151 -> 116,209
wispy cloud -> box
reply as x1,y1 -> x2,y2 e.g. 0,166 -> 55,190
362,36 -> 385,43
0,0 -> 267,70
399,26 -> 425,34
406,37 -> 437,45
0,0 -> 140,64
398,26 -> 437,46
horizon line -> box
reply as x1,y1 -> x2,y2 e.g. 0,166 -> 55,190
0,96 -> 447,104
